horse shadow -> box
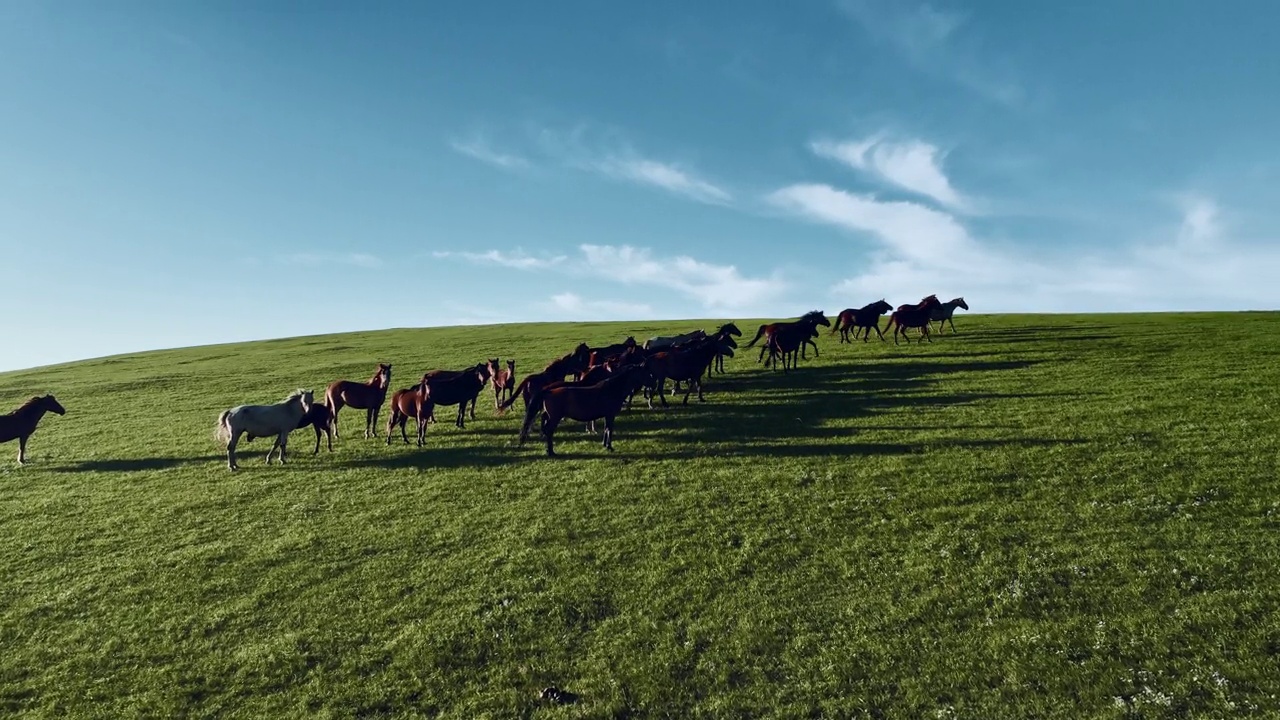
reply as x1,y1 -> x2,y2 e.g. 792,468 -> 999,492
337,444 -> 528,470
55,455 -> 226,472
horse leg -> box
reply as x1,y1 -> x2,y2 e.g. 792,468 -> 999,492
602,415 -> 615,451
279,432 -> 290,465
543,415 -> 560,456
682,379 -> 693,405
456,403 -> 466,429
469,396 -> 477,421
948,317 -> 957,333
363,407 -> 373,439
659,378 -> 670,408
416,415 -> 427,446
330,398 -> 343,439
227,431 -> 241,471
265,434 -> 281,464
313,425 -> 322,455
17,435 -> 27,465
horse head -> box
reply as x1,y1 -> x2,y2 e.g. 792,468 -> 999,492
486,358 -> 500,377
802,310 -> 830,327
41,394 -> 66,415
287,389 -> 314,412
954,297 -> 969,311
506,359 -> 515,373
718,322 -> 742,337
376,363 -> 393,388
623,336 -> 637,348
875,299 -> 893,314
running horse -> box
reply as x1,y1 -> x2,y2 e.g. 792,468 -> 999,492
743,311 -> 830,364
831,300 -> 894,343
888,295 -> 943,344
325,363 -> 392,439
930,297 -> 970,334
1,394 -> 66,465
518,364 -> 654,456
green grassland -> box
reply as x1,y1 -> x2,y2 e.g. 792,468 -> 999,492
1,312 -> 1279,718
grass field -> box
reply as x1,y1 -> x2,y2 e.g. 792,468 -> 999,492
1,312 -> 1279,718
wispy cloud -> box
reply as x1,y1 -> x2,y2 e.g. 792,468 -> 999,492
432,249 -> 566,270
588,156 -> 732,206
839,0 -> 1025,107
449,136 -> 531,170
810,135 -> 970,211
436,243 -> 785,312
281,252 -> 383,269
545,292 -> 654,318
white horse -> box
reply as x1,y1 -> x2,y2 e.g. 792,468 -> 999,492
930,297 -> 970,334
215,389 -> 313,471
644,329 -> 706,351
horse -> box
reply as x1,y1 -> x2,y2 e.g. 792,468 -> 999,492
518,364 -> 654,456
246,400 -> 334,454
644,329 -> 706,351
421,363 -> 488,422
583,337 -> 638,375
215,389 -> 313,471
744,311 -> 830,364
1,395 -> 66,465
643,337 -> 722,407
385,385 -> 432,446
709,322 -> 741,374
888,296 -> 943,344
764,322 -> 823,373
420,364 -> 490,429
930,297 -> 970,334
488,358 -> 517,410
832,300 -> 894,343
325,363 -> 392,439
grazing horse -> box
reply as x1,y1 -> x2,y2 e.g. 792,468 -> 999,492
930,297 -> 970,334
247,400 -> 334,454
488,358 -> 517,410
420,364 -> 490,429
325,363 -> 392,439
644,329 -> 706,351
518,365 -> 654,456
385,384 -> 432,446
889,296 -> 943,344
832,300 -> 894,343
744,311 -> 830,364
215,389 -> 313,471
1,394 -> 66,465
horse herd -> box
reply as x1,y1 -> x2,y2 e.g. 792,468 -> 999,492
1,295 -> 967,469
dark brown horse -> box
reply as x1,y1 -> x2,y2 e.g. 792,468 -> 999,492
889,295 -> 943,344
643,337 -> 723,407
420,364 -> 490,429
488,358 -> 517,409
832,299 -> 894,343
518,364 -> 653,456
544,343 -> 592,378
385,385 -> 432,446
247,400 -> 334,454
326,363 -> 392,439
499,345 -> 592,414
422,363 -> 489,421
582,337 -> 638,377
744,311 -> 830,364
1,394 -> 66,465
765,322 -> 824,373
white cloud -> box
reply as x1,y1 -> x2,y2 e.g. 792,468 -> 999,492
434,243 -> 785,313
811,136 -> 969,211
282,252 -> 382,269
431,249 -> 566,270
546,292 -> 654,318
449,137 -> 531,170
1175,195 -> 1220,250
589,157 -> 732,206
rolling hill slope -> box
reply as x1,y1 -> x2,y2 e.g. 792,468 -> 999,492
1,312 -> 1278,718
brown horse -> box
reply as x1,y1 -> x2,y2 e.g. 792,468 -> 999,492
420,364 -> 490,429
543,343 -> 592,379
385,385 -> 432,446
488,358 -> 517,410
246,400 -> 335,454
518,364 -> 653,456
889,295 -> 943,344
326,363 -> 392,439
582,337 -> 638,377
643,337 -> 723,407
743,311 -> 830,364
1,394 -> 66,465
832,299 -> 894,343
765,322 -> 823,373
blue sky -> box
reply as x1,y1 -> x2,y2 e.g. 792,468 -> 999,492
3,0 -> 1278,371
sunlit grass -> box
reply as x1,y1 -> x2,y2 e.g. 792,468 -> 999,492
1,312 -> 1278,718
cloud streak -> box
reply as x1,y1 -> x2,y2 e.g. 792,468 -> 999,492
810,136 -> 969,211
449,137 -> 531,170
432,249 -> 566,270
588,156 -> 732,205
437,243 -> 785,312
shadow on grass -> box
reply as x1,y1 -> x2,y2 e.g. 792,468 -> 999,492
55,455 -> 226,472
337,444 -> 531,470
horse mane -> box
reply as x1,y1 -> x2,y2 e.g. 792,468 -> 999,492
9,396 -> 46,415
284,388 -> 311,402
801,310 -> 824,320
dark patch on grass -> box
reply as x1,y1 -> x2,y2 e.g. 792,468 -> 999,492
55,455 -> 227,472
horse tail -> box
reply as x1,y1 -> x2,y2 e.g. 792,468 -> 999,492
829,313 -> 844,335
214,410 -> 232,445
498,377 -> 533,414
517,387 -> 545,445
743,324 -> 767,348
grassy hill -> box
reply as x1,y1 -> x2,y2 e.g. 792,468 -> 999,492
1,312 -> 1279,718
